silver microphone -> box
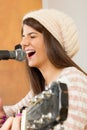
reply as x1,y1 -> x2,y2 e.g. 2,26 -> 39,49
0,49 -> 26,61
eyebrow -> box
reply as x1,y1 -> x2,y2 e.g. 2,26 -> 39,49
23,32 -> 37,36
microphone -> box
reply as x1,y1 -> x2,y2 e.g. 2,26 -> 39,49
0,49 -> 26,61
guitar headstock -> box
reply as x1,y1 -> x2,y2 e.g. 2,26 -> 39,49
21,81 -> 68,130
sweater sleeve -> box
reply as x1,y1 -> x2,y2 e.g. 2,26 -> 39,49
55,68 -> 87,130
3,90 -> 33,117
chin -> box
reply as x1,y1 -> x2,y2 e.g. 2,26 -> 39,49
28,62 -> 37,68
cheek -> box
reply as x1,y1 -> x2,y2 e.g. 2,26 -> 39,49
38,43 -> 46,55
37,38 -> 45,50
38,45 -> 47,59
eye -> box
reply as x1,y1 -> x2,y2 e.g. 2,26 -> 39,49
30,35 -> 36,38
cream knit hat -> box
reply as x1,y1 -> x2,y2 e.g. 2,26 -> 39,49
23,9 -> 79,58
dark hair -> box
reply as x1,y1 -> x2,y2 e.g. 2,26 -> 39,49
22,18 -> 87,95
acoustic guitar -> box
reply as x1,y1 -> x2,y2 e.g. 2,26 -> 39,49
21,81 -> 68,130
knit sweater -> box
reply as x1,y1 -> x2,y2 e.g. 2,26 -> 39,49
4,67 -> 87,130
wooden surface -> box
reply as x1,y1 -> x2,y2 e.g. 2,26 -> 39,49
0,0 -> 42,105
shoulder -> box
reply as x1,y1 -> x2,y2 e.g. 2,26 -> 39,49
58,67 -> 87,89
60,67 -> 87,82
61,67 -> 86,77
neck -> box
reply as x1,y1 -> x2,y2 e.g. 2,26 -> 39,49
39,62 -> 64,85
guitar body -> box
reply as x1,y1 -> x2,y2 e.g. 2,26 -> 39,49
21,82 -> 68,130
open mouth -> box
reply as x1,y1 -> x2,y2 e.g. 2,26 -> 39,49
28,51 -> 35,57
26,50 -> 36,57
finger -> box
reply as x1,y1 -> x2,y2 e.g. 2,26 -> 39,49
0,117 -> 14,130
11,116 -> 21,130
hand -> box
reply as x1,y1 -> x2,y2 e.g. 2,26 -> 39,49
0,98 -> 7,127
0,116 -> 21,130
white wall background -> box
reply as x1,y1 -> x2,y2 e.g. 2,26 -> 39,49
42,0 -> 87,72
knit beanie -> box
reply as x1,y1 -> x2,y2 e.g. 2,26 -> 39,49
23,9 -> 79,58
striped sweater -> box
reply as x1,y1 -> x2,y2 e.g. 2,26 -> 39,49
4,67 -> 87,130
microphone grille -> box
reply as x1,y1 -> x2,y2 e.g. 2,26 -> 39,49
15,49 -> 26,61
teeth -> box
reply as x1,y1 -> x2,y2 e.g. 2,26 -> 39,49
25,49 -> 35,57
26,50 -> 35,54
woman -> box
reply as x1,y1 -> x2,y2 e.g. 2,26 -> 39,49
0,9 -> 87,130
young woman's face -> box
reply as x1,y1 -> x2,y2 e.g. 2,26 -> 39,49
21,24 -> 49,69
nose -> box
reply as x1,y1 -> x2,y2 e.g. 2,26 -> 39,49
20,36 -> 30,49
